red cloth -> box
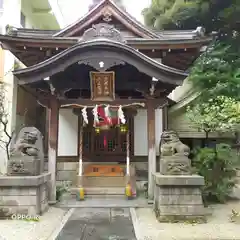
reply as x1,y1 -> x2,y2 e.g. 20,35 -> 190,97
95,106 -> 118,126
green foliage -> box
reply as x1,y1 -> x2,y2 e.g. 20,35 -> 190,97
186,96 -> 240,135
192,143 -> 239,203
142,0 -> 239,34
56,185 -> 68,201
143,0 -> 240,146
189,40 -> 240,101
143,0 -> 240,103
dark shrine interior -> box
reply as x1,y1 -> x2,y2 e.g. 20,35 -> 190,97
30,62 -> 172,99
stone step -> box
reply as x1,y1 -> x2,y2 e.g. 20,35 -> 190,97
70,187 -> 125,196
82,176 -> 126,187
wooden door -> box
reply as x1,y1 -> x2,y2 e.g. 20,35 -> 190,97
82,117 -> 133,162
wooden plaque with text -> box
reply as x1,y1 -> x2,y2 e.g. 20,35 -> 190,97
90,71 -> 115,101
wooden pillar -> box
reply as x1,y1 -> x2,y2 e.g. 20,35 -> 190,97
147,100 -> 156,200
162,105 -> 168,131
48,97 -> 59,203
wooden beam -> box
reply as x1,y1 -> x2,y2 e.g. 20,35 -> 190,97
147,99 -> 156,200
48,97 -> 59,203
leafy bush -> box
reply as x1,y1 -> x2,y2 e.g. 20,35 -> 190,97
56,185 -> 68,201
192,143 -> 239,204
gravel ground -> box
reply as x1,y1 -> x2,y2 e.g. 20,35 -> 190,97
0,207 -> 68,240
133,200 -> 240,240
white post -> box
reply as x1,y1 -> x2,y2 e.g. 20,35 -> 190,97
126,130 -> 130,175
78,120 -> 83,176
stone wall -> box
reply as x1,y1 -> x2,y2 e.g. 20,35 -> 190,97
0,173 -> 50,216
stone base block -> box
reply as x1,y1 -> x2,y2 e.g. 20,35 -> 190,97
160,156 -> 191,175
153,173 -> 206,222
7,156 -> 41,176
0,173 -> 51,217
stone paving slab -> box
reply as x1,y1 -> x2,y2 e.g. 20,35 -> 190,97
56,208 -> 137,240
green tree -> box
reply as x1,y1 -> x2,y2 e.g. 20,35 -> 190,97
189,40 -> 240,101
192,143 -> 238,203
142,0 -> 239,35
186,96 -> 240,143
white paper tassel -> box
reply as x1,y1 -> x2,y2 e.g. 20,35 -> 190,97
104,105 -> 111,124
118,105 -> 126,124
81,107 -> 88,125
92,105 -> 99,126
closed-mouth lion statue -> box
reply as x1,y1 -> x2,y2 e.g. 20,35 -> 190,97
160,130 -> 190,157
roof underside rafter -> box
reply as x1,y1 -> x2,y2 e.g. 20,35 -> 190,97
13,40 -> 187,89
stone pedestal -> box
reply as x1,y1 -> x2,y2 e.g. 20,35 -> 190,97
7,156 -> 41,176
153,173 -> 206,222
160,156 -> 191,175
0,173 -> 51,217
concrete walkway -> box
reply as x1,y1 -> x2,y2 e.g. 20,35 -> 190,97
56,208 -> 136,240
131,200 -> 240,240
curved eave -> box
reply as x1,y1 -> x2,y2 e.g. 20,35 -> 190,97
0,34 -> 77,47
13,39 -> 188,86
0,34 -> 211,48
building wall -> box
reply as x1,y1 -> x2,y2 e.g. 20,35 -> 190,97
21,0 -> 44,28
57,108 -> 78,156
134,109 -> 162,156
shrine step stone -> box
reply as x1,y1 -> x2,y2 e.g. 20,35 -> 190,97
70,187 -> 125,196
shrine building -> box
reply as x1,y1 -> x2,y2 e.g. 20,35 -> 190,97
0,0 -> 211,201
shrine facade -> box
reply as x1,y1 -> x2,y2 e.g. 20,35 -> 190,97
0,0 -> 211,201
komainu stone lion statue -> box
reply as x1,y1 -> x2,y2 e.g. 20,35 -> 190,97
10,130 -> 39,157
159,130 -> 191,175
7,127 -> 44,176
160,130 -> 190,157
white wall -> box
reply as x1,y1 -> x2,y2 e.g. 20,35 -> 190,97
155,109 -> 163,155
57,109 -> 78,156
134,109 -> 147,156
134,109 -> 163,156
